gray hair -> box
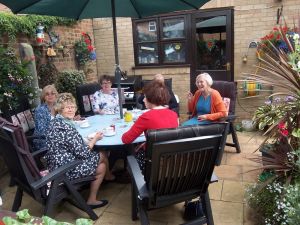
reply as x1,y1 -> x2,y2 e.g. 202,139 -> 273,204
40,84 -> 58,102
54,93 -> 77,114
196,73 -> 213,86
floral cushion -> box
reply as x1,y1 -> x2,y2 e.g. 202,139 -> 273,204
222,97 -> 230,113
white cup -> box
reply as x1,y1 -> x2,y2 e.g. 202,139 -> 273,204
104,127 -> 115,136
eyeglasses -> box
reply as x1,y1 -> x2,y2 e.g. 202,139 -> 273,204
45,92 -> 56,96
101,81 -> 111,85
63,105 -> 77,110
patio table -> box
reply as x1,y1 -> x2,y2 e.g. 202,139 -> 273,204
76,114 -> 145,147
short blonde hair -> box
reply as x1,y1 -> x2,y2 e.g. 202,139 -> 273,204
41,85 -> 58,102
54,93 -> 77,114
196,73 -> 213,86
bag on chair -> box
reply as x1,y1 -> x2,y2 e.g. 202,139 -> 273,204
183,199 -> 204,220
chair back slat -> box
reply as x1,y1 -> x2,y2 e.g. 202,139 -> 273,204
144,123 -> 228,208
0,117 -> 44,200
76,82 -> 99,116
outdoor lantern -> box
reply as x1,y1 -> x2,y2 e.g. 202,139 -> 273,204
36,23 -> 45,45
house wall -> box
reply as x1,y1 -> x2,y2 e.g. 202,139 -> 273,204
92,0 -> 300,121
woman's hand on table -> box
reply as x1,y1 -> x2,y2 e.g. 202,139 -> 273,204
96,109 -> 105,115
88,131 -> 103,150
93,131 -> 103,141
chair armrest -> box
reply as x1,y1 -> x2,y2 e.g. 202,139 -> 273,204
30,160 -> 82,190
226,115 -> 236,121
127,156 -> 149,199
26,134 -> 45,141
210,172 -> 218,183
31,148 -> 47,157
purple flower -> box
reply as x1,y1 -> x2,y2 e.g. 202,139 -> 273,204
285,96 -> 295,102
265,100 -> 272,105
274,97 -> 281,103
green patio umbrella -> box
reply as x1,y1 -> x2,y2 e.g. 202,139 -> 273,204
0,0 -> 210,118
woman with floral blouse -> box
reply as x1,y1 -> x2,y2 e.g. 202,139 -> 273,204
92,75 -> 119,115
45,93 -> 108,208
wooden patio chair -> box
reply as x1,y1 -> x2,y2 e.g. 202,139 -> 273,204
211,81 -> 241,162
0,117 -> 98,220
76,82 -> 99,116
127,123 -> 228,225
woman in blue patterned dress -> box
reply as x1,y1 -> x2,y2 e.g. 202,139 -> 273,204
92,75 -> 119,115
33,85 -> 58,150
45,93 -> 108,208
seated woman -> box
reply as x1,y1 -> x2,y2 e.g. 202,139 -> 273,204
45,93 -> 108,208
138,74 -> 179,115
182,73 -> 227,126
92,75 -> 119,115
33,85 -> 58,150
122,80 -> 179,172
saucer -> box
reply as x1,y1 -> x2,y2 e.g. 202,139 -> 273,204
104,131 -> 116,137
74,119 -> 88,125
80,123 -> 90,128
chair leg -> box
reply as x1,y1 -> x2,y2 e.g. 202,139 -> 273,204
64,178 -> 98,220
44,179 -> 59,217
138,201 -> 149,225
201,192 -> 214,225
131,183 -> 138,221
12,187 -> 23,212
230,122 -> 241,153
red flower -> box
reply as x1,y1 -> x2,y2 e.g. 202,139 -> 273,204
273,27 -> 279,31
282,26 -> 288,33
276,34 -> 281,40
278,122 -> 286,129
87,45 -> 94,52
81,32 -> 86,35
280,129 -> 289,137
84,39 -> 91,45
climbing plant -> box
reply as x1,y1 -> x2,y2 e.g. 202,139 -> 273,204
0,12 -> 76,42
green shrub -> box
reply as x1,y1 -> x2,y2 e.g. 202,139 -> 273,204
55,70 -> 86,97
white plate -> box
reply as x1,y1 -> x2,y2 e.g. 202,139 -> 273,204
80,123 -> 91,128
104,131 -> 116,137
74,119 -> 88,125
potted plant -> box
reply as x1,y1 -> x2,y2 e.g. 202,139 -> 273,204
245,24 -> 300,224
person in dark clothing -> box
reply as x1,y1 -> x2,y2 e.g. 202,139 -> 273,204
138,74 -> 179,115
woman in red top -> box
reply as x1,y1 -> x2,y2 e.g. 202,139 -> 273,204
122,80 -> 178,171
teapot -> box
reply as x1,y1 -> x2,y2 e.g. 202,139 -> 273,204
124,111 -> 133,122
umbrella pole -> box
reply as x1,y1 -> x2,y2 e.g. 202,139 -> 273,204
111,0 -> 123,119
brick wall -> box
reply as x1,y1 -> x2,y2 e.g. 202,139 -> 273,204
0,4 -> 97,83
93,0 -> 300,121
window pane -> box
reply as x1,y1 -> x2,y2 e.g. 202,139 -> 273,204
162,18 -> 185,40
163,42 -> 186,63
195,16 -> 226,70
137,43 -> 158,64
136,21 -> 157,42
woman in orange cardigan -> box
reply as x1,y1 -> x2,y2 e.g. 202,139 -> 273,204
182,73 -> 227,126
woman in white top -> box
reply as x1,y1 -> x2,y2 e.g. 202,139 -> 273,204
92,75 -> 119,115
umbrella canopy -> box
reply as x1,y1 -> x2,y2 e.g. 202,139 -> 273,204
0,0 -> 210,118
